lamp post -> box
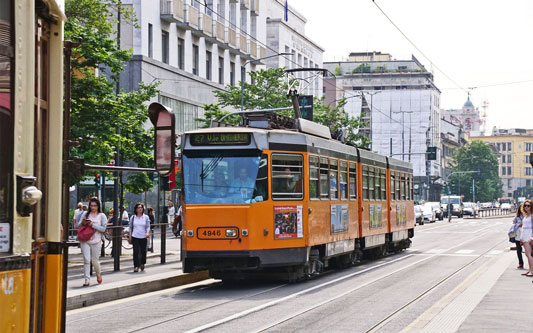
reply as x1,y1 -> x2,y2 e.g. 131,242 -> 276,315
240,52 -> 293,112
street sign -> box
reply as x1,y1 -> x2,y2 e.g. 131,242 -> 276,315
426,146 -> 437,160
298,95 -> 314,121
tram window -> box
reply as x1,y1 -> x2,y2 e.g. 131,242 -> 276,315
401,174 -> 407,200
362,165 -> 368,200
374,168 -> 381,200
409,175 -> 414,200
381,170 -> 387,201
368,167 -> 375,200
390,173 -> 395,201
271,154 -> 303,200
320,157 -> 329,200
396,173 -> 401,200
340,161 -> 348,200
309,155 -> 319,199
330,159 -> 338,200
349,162 -> 357,200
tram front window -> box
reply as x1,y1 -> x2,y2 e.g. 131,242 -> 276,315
183,153 -> 268,204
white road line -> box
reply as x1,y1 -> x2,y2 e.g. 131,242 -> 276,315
185,230 -> 495,333
487,250 -> 503,255
426,249 -> 446,254
455,249 -> 475,254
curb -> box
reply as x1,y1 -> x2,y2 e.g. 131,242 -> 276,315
68,252 -> 179,269
66,270 -> 210,311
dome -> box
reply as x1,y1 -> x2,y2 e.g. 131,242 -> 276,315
463,97 -> 474,108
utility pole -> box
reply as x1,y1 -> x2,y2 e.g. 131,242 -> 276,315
472,178 -> 475,203
426,128 -> 431,201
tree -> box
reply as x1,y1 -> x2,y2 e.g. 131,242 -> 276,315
65,0 -> 159,193
447,141 -> 503,202
200,68 -> 370,147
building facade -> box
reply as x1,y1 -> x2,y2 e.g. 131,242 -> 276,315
440,117 -> 467,184
324,54 -> 442,201
264,0 -> 324,97
441,97 -> 482,137
469,128 -> 533,198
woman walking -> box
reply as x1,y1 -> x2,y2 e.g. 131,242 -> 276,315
129,202 -> 151,272
77,197 -> 107,286
520,200 -> 533,276
511,204 -> 524,269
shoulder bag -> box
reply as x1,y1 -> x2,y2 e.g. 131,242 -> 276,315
77,224 -> 94,242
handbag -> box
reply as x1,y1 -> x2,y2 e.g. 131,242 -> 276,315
77,224 -> 94,242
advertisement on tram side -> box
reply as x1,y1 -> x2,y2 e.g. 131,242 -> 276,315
330,204 -> 349,234
274,205 -> 303,239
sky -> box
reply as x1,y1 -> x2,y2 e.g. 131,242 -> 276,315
289,0 -> 533,132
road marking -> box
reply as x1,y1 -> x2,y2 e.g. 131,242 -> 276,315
455,249 -> 475,254
487,250 -> 503,255
426,249 -> 446,254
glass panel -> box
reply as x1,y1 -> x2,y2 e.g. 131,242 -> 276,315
381,170 -> 386,201
183,152 -> 267,204
349,162 -> 356,200
368,167 -> 375,200
340,161 -> 347,200
396,174 -> 401,200
401,174 -> 406,200
320,157 -> 329,200
362,165 -> 368,200
330,159 -> 338,200
309,155 -> 319,199
0,54 -> 12,222
272,154 -> 303,200
390,173 -> 395,201
374,168 -> 381,200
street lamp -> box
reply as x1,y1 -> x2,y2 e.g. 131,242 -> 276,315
240,52 -> 293,112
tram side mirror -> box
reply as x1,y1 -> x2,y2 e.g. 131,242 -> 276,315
16,175 -> 42,217
148,102 -> 176,176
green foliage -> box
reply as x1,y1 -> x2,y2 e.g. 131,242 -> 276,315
448,141 -> 503,202
352,63 -> 371,73
334,65 -> 341,76
199,68 -> 370,147
66,0 -> 159,192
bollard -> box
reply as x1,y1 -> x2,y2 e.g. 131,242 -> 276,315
161,223 -> 166,264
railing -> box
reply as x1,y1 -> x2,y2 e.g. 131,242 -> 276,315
259,45 -> 266,58
477,208 -> 514,218
228,27 -> 237,47
201,13 -> 213,35
239,34 -> 248,53
215,21 -> 225,41
250,40 -> 257,58
186,5 -> 199,29
160,0 -> 184,21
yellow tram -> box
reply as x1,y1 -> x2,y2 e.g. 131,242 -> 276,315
181,119 -> 414,281
1,0 -> 66,331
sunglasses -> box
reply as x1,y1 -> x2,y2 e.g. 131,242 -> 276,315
525,204 -> 531,207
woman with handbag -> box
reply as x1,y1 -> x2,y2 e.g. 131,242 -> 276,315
76,197 -> 107,286
128,202 -> 151,272
510,204 -> 524,269
520,200 -> 533,277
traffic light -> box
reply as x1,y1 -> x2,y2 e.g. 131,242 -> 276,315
426,146 -> 437,161
298,95 -> 314,121
94,174 -> 101,189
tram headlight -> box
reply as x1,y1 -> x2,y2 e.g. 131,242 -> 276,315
241,229 -> 248,236
187,230 -> 194,237
226,229 -> 237,237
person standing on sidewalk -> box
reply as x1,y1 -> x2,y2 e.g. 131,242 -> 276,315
510,204 -> 524,269
129,203 -> 150,272
77,197 -> 107,286
520,200 -> 533,276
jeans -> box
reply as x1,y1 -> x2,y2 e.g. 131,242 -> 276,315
80,241 -> 101,283
132,237 -> 147,268
515,240 -> 524,266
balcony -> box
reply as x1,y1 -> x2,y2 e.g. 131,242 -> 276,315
160,0 -> 184,23
193,13 -> 213,38
241,0 -> 250,9
259,45 -> 266,58
227,27 -> 237,48
183,4 -> 199,30
250,0 -> 259,16
239,35 -> 248,53
249,40 -> 257,58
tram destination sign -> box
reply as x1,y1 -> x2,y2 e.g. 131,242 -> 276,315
190,133 -> 251,146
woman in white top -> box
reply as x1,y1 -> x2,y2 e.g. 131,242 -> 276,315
128,202 -> 151,272
76,197 -> 107,286
520,200 -> 533,276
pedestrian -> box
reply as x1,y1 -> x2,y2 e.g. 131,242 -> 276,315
167,202 -> 175,226
128,202 -> 150,272
73,202 -> 83,226
510,204 -> 524,269
520,200 -> 533,276
121,207 -> 129,226
146,206 -> 155,229
76,197 -> 107,286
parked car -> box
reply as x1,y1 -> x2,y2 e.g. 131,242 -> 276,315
501,202 -> 511,210
421,204 -> 436,223
414,205 -> 423,225
480,202 -> 492,209
426,202 -> 443,220
463,202 -> 479,217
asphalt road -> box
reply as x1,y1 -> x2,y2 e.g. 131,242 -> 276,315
66,215 -> 512,333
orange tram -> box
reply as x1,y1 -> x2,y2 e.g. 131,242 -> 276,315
181,120 -> 415,281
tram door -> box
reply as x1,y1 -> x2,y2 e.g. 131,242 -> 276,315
29,16 -> 51,332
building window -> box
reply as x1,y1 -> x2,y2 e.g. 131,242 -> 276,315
217,0 -> 225,23
508,142 -> 512,151
162,30 -> 169,64
526,167 -> 533,176
526,143 -> 533,152
508,155 -> 512,163
508,166 -> 511,175
240,9 -> 247,33
526,155 -> 531,164
159,96 -> 205,133
205,51 -> 212,80
502,167 -> 506,175
271,154 -> 303,200
218,56 -> 224,84
192,44 -> 199,75
502,155 -> 506,163
206,0 -> 214,16
230,61 -> 235,86
527,179 -> 531,187
502,143 -> 506,151
178,37 -> 184,70
148,23 -> 153,58
497,143 -> 501,151
251,15 -> 257,38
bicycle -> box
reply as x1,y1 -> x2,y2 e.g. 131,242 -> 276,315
102,226 -> 133,250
